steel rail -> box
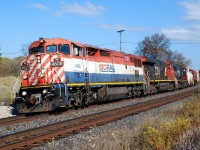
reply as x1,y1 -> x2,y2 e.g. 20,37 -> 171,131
0,88 -> 197,150
0,113 -> 49,127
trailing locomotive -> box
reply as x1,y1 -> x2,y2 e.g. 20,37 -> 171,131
14,37 -> 198,113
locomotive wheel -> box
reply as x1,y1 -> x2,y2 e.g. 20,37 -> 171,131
126,92 -> 132,99
73,105 -> 79,110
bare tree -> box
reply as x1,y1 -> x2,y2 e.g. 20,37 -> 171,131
21,43 -> 30,57
10,56 -> 25,76
167,50 -> 191,67
0,56 -> 24,77
136,33 -> 191,67
0,46 -> 2,60
136,33 -> 170,62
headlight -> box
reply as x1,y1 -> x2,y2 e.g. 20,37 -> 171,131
42,89 -> 47,94
36,55 -> 41,63
22,91 -> 27,96
23,75 -> 28,80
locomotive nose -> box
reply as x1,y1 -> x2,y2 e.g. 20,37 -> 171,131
26,94 -> 42,106
26,95 -> 37,105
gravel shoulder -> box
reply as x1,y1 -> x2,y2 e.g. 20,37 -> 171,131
0,86 -> 196,137
0,106 -> 15,119
0,85 -> 199,149
32,96 -> 192,150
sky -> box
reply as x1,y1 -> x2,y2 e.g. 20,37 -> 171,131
0,0 -> 199,70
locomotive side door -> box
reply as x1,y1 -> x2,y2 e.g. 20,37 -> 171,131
85,47 -> 99,82
71,43 -> 86,83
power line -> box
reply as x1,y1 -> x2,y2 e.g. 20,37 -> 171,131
1,52 -> 22,54
171,42 -> 200,44
94,42 -> 118,46
1,42 -> 200,56
122,41 -> 200,45
96,41 -> 200,47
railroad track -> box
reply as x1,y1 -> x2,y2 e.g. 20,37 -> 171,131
0,113 -> 49,127
0,115 -> 26,127
1,86 -> 198,128
0,88 -> 197,150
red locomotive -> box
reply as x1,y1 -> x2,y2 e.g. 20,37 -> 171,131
14,37 -> 199,113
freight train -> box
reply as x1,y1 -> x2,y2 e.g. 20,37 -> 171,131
14,37 -> 199,113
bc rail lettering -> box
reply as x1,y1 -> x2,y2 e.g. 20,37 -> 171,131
99,64 -> 115,72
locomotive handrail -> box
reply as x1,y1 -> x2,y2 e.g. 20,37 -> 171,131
144,73 -> 150,94
58,83 -> 62,97
61,82 -> 67,96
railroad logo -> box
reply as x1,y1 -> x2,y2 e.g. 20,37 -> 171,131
75,64 -> 81,68
99,64 -> 115,72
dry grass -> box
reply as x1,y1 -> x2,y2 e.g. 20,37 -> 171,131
61,92 -> 200,150
141,117 -> 190,150
0,76 -> 20,105
139,93 -> 200,150
63,128 -> 142,150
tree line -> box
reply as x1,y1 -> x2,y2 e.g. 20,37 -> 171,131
136,33 -> 191,67
0,44 -> 28,77
0,56 -> 24,77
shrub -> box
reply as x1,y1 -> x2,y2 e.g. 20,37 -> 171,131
0,76 -> 20,105
141,117 -> 190,149
141,93 -> 200,150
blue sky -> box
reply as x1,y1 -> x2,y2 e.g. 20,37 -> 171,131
0,0 -> 199,70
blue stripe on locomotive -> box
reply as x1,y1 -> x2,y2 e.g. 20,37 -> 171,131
65,71 -> 143,83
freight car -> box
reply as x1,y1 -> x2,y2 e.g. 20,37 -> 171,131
14,37 -> 197,113
190,69 -> 198,84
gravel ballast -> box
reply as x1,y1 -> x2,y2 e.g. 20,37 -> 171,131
32,97 -> 192,150
0,85 -> 199,149
0,106 -> 15,119
0,86 -> 196,137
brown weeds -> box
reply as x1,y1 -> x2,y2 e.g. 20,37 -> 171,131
0,76 -> 20,105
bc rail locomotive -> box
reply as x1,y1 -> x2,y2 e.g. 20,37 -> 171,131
14,37 -> 199,113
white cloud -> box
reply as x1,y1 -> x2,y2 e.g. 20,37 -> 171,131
28,1 -> 105,17
161,27 -> 200,41
29,2 -> 50,10
97,24 -> 151,31
191,24 -> 200,29
60,1 -> 105,17
179,0 -> 200,20
161,1 -> 200,41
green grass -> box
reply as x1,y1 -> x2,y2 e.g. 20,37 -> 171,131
0,76 -> 20,105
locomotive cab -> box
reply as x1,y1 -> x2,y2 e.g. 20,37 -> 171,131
15,38 -> 70,113
142,57 -> 175,93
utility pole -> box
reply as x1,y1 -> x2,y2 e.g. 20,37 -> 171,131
117,30 -> 125,52
0,47 -> 2,57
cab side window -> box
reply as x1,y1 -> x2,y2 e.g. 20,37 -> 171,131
29,46 -> 44,55
155,66 -> 160,76
73,45 -> 85,57
58,44 -> 70,55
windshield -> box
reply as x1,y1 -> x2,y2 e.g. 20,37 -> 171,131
46,45 -> 57,53
29,46 -> 44,55
58,44 -> 70,55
